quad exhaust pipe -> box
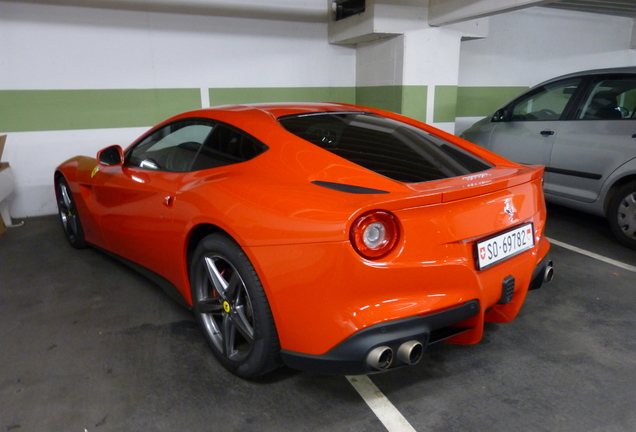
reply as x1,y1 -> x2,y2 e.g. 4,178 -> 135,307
397,340 -> 424,365
366,340 -> 424,371
366,346 -> 393,370
544,260 -> 554,283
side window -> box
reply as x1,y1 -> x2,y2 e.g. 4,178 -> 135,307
190,124 -> 268,171
510,78 -> 581,121
578,76 -> 636,120
128,121 -> 213,172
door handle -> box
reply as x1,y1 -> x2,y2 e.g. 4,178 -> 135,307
163,196 -> 173,208
540,130 -> 555,137
631,134 -> 636,139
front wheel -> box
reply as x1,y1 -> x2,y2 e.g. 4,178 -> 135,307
189,233 -> 280,378
55,176 -> 87,249
608,181 -> 636,249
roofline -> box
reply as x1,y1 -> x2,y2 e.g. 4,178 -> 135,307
178,102 -> 369,120
536,66 -> 636,86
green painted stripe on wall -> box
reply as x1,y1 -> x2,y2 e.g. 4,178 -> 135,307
355,85 -> 427,122
355,86 -> 403,114
209,87 -> 356,106
434,86 -> 458,123
0,89 -> 201,133
456,86 -> 528,117
401,86 -> 427,123
0,85 -> 531,133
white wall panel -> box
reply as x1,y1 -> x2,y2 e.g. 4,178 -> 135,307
3,128 -> 151,218
404,27 -> 462,86
0,1 -> 355,90
459,8 -> 636,87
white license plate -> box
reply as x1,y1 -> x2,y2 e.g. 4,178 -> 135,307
475,223 -> 534,270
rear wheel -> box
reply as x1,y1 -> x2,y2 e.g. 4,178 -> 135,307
608,181 -> 636,249
189,233 -> 280,378
55,176 -> 87,249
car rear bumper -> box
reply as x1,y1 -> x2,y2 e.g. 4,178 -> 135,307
280,299 -> 480,375
280,253 -> 553,375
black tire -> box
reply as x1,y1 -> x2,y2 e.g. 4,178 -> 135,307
608,181 -> 636,249
55,176 -> 88,249
190,233 -> 280,378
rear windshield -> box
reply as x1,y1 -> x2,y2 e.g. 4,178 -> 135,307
278,112 -> 492,183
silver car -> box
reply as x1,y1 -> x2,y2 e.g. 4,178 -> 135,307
461,67 -> 636,249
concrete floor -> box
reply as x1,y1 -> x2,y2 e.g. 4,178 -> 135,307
1,204 -> 636,431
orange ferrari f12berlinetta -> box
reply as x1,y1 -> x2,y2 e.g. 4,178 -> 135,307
55,103 -> 552,378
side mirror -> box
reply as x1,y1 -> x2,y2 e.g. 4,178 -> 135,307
97,145 -> 124,167
491,109 -> 509,122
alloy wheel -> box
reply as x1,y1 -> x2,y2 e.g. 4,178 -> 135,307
195,254 -> 255,362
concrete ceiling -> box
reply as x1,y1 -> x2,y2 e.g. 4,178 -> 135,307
428,0 -> 636,26
545,0 -> 636,18
3,0 -> 635,23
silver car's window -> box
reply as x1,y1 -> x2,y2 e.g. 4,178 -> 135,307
128,121 -> 213,172
578,77 -> 636,120
510,78 -> 581,121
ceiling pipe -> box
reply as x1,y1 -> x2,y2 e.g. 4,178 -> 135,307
2,0 -> 330,22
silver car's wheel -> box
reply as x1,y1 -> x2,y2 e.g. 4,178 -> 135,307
190,233 -> 280,378
55,176 -> 87,249
609,181 -> 636,249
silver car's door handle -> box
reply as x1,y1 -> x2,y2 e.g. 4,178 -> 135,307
540,130 -> 555,137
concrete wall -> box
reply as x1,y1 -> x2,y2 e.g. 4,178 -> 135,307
1,2 -> 635,218
0,0 -> 356,217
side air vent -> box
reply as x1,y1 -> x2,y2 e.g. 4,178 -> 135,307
311,181 -> 389,195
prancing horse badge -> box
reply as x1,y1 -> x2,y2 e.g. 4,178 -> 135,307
504,198 -> 516,222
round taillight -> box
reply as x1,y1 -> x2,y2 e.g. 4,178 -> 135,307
350,211 -> 399,259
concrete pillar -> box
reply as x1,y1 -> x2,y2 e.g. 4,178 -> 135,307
356,36 -> 408,116
403,26 -> 463,133
330,0 -> 488,132
353,23 -> 485,133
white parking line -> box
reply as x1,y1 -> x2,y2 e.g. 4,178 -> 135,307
346,375 -> 417,432
547,237 -> 636,273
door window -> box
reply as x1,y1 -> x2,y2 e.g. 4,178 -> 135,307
510,78 -> 581,121
577,76 -> 636,120
190,124 -> 268,171
128,121 -> 214,172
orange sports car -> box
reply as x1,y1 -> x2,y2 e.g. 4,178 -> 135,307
54,103 -> 553,378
